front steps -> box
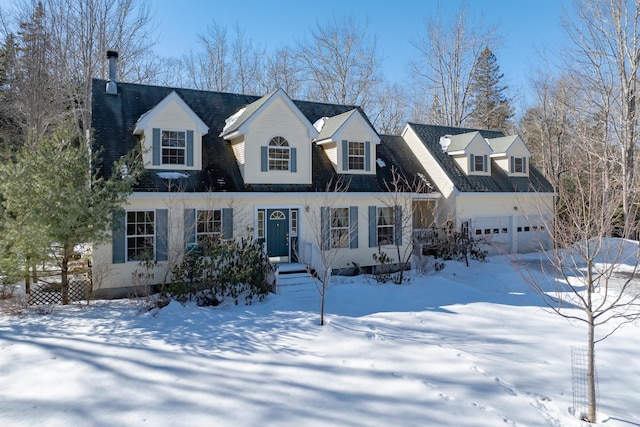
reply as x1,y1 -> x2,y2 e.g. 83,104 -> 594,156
275,263 -> 317,294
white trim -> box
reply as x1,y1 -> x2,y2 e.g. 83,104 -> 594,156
133,91 -> 208,134
128,192 -> 441,200
237,89 -> 319,139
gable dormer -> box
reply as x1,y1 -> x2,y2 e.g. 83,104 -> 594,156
440,131 -> 492,176
488,135 -> 531,177
313,109 -> 380,175
133,91 -> 208,170
220,89 -> 318,185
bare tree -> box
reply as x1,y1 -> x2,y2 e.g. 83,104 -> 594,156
519,73 -> 576,185
1,0 -> 156,139
42,0 -> 156,135
410,4 -> 500,127
303,177 -> 353,326
184,21 -> 232,91
374,167 -> 432,284
184,21 -> 263,95
257,46 -> 304,98
369,82 -> 410,134
521,123 -> 640,423
562,0 -> 640,236
296,14 -> 382,110
231,23 -> 262,95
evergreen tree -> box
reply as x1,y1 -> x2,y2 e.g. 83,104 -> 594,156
468,47 -> 513,131
0,124 -> 142,304
0,33 -> 24,161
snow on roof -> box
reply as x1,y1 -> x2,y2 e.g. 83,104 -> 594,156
157,172 -> 189,180
222,107 -> 246,134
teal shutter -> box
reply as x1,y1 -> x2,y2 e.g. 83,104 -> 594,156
368,206 -> 377,247
261,146 -> 268,171
222,208 -> 233,239
185,209 -> 196,245
290,147 -> 297,172
342,140 -> 349,171
365,141 -> 371,171
186,130 -> 194,166
156,209 -> 168,261
394,205 -> 402,246
483,155 -> 488,172
152,128 -> 161,165
510,156 -> 514,173
321,207 -> 330,250
523,157 -> 527,174
470,154 -> 475,172
349,206 -> 358,249
112,209 -> 126,264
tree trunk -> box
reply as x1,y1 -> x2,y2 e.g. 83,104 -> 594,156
587,317 -> 596,423
61,244 -> 70,305
24,261 -> 31,294
320,282 -> 325,326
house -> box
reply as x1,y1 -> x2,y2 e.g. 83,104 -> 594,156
91,52 -> 554,296
401,123 -> 555,254
90,53 -> 439,297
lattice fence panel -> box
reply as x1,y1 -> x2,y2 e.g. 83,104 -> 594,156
28,277 -> 92,306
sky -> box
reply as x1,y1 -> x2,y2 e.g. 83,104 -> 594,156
151,0 -> 572,103
0,0 -> 572,104
1,247 -> 639,426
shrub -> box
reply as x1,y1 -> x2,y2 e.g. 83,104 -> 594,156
171,235 -> 275,306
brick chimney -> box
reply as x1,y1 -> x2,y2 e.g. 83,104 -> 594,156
106,50 -> 119,95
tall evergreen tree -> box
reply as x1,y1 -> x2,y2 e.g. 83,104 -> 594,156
0,124 -> 142,304
468,47 -> 513,131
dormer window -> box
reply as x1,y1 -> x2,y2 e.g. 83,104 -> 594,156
470,154 -> 488,173
348,141 -> 366,170
511,156 -> 527,174
268,136 -> 291,171
162,130 -> 186,165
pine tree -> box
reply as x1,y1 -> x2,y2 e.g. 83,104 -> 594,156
468,47 -> 513,131
0,124 -> 142,304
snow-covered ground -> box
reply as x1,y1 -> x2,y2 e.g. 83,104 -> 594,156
0,253 -> 638,427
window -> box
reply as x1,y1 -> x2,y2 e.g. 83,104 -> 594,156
502,228 -> 508,233
461,221 -> 470,238
475,229 -> 482,235
348,141 -> 365,170
471,154 -> 487,172
331,207 -> 350,248
512,156 -> 527,173
161,130 -> 186,165
377,207 -> 395,245
257,210 -> 265,239
126,211 -> 155,261
268,136 -> 290,171
196,209 -> 221,245
291,209 -> 298,237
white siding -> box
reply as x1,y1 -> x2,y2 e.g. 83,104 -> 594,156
92,191 -> 438,293
141,100 -> 203,170
243,96 -> 312,184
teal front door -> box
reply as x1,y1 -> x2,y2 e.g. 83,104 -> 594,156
266,209 -> 289,258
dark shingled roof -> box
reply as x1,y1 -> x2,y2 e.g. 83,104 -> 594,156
91,79 -> 436,193
407,123 -> 554,193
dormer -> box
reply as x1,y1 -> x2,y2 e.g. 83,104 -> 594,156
487,135 -> 531,177
313,109 -> 380,175
133,91 -> 208,170
440,131 -> 492,176
220,89 -> 318,185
